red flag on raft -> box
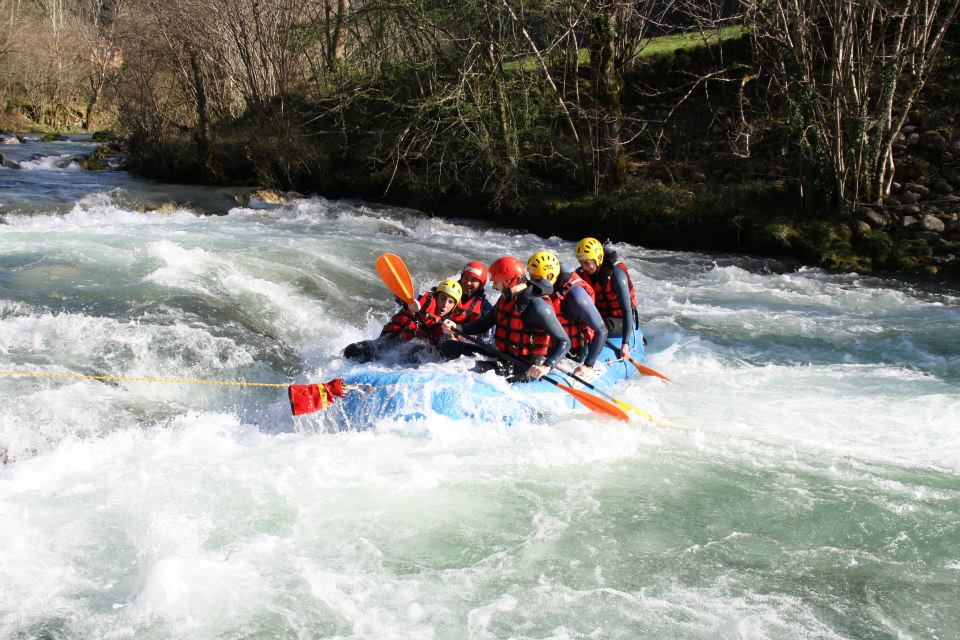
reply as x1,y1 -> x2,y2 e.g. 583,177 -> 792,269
288,379 -> 347,416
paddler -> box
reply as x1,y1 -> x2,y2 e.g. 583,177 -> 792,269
526,251 -> 608,379
574,237 -> 638,360
440,256 -> 570,380
343,278 -> 463,362
454,261 -> 493,324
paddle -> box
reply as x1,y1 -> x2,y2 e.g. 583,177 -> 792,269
554,364 -> 657,423
374,253 -> 628,421
605,339 -> 671,382
455,334 -> 630,422
376,253 -> 415,304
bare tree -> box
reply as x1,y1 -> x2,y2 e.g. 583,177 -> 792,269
750,0 -> 960,211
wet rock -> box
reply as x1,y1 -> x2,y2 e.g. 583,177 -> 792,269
906,133 -> 921,148
902,125 -> 917,136
0,132 -> 20,145
40,133 -> 68,142
236,188 -> 300,206
137,202 -> 181,214
921,214 -> 946,233
901,191 -> 920,205
902,215 -> 920,228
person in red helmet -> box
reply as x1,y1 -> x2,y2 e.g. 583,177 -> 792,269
453,260 -> 493,324
440,256 -> 570,380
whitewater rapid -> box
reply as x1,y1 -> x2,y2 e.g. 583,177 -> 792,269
1,140 -> 959,639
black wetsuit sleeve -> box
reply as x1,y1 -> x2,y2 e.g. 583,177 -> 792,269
460,308 -> 497,335
611,267 -> 635,346
561,286 -> 608,366
523,297 -> 570,367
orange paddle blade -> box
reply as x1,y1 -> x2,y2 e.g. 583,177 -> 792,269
554,382 -> 630,421
376,253 -> 415,303
632,360 -> 672,382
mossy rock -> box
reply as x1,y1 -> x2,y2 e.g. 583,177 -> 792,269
90,130 -> 117,143
40,133 -> 68,142
73,156 -> 109,170
854,230 -> 895,267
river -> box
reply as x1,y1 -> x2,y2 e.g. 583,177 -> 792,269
1,136 -> 959,639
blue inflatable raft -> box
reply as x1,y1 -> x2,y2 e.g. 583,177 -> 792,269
324,329 -> 646,427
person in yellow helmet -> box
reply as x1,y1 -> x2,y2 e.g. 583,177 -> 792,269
344,278 -> 463,362
574,237 -> 638,360
527,250 -> 608,378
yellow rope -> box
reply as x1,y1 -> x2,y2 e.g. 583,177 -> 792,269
0,370 -> 290,388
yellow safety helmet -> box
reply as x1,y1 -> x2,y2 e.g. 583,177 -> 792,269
527,251 -> 562,285
435,278 -> 462,304
575,237 -> 604,266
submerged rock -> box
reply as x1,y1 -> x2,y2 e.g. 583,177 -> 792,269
235,188 -> 301,206
137,201 -> 190,214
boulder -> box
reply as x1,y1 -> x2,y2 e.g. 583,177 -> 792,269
902,204 -> 922,216
859,207 -> 887,228
0,132 -> 20,145
933,179 -> 953,195
902,215 -> 920,228
906,132 -> 921,148
901,191 -> 920,205
916,231 -> 944,244
40,133 -> 68,142
922,215 -> 946,233
920,130 -> 948,151
855,220 -> 872,235
905,182 -> 930,197
902,125 -> 917,136
895,157 -> 930,181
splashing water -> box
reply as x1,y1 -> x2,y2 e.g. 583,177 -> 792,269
1,144 -> 959,639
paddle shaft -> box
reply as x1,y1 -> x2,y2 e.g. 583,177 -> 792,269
604,339 -> 671,381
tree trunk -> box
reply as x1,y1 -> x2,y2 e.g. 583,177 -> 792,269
190,52 -> 212,181
589,1 -> 626,189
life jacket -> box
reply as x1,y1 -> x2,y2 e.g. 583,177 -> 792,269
452,290 -> 488,325
577,261 -> 637,319
549,272 -> 596,355
381,291 -> 452,346
494,293 -> 551,359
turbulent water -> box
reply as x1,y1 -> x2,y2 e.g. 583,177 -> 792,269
1,137 -> 959,639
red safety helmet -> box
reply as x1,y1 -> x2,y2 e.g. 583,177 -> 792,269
488,256 -> 526,288
461,261 -> 489,285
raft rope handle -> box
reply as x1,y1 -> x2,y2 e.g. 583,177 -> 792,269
0,370 -> 369,393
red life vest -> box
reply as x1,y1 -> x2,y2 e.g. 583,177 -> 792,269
381,291 -> 451,346
578,261 -> 636,319
549,272 -> 596,354
452,292 -> 487,325
494,294 -> 550,359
